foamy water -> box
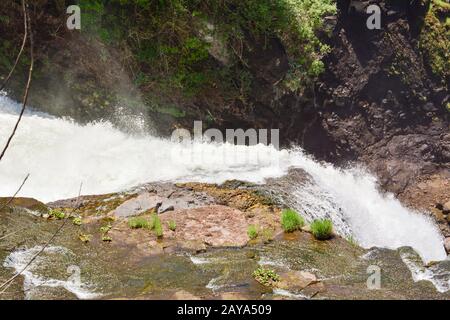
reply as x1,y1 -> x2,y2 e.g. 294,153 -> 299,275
0,94 -> 446,268
3,246 -> 100,299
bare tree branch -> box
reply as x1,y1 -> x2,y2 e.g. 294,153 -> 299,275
0,0 -> 28,92
0,1 -> 34,162
0,173 -> 30,212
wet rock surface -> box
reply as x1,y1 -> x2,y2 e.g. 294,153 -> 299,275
1,180 -> 449,300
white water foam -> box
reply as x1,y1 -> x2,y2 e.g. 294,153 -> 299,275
3,245 -> 100,299
400,250 -> 450,293
0,94 -> 446,266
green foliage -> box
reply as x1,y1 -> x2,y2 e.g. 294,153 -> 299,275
128,217 -> 149,229
153,214 -> 163,238
102,235 -> 112,242
281,208 -> 304,232
76,0 -> 336,98
253,267 -> 280,286
49,209 -> 65,220
168,220 -> 177,231
100,224 -> 112,234
419,3 -> 450,82
247,225 -> 258,240
311,219 -> 333,240
72,217 -> 82,226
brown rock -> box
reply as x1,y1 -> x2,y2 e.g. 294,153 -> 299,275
161,205 -> 249,247
443,201 -> 450,214
275,270 -> 319,292
444,238 -> 450,254
172,290 -> 201,300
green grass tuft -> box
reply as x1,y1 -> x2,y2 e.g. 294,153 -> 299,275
168,220 -> 177,231
128,217 -> 149,229
281,209 -> 304,232
247,225 -> 258,240
311,219 -> 333,240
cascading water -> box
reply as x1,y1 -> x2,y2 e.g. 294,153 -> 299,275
0,94 -> 447,267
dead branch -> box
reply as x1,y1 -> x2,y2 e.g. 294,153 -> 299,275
0,1 -> 33,162
0,0 -> 28,92
0,183 -> 83,294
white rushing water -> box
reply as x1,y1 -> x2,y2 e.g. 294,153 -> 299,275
0,94 -> 446,266
3,246 -> 100,299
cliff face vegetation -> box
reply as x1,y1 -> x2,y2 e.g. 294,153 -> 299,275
0,0 -> 449,208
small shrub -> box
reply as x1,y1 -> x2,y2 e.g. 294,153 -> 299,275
311,219 -> 333,240
72,217 -> 82,226
253,267 -> 280,286
153,215 -> 163,238
168,220 -> 177,231
128,217 -> 149,229
247,225 -> 258,240
49,209 -> 65,220
281,209 -> 304,232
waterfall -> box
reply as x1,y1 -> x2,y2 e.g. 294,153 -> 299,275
0,94 -> 446,264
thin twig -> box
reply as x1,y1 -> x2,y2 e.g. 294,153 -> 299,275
0,173 -> 30,212
0,0 -> 28,92
0,183 -> 83,294
0,1 -> 34,162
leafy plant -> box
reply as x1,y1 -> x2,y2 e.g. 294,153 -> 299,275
311,219 -> 333,240
100,224 -> 112,234
102,235 -> 112,242
128,217 -> 149,229
49,209 -> 65,220
253,267 -> 280,286
281,209 -> 304,232
247,225 -> 258,240
72,217 -> 82,226
153,214 -> 163,238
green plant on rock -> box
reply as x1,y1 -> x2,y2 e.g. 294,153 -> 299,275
49,209 -> 65,220
102,235 -> 112,242
281,209 -> 304,232
311,219 -> 333,240
72,217 -> 82,226
128,217 -> 149,229
153,214 -> 163,238
100,224 -> 112,234
247,225 -> 258,240
253,267 -> 280,286
168,220 -> 177,231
